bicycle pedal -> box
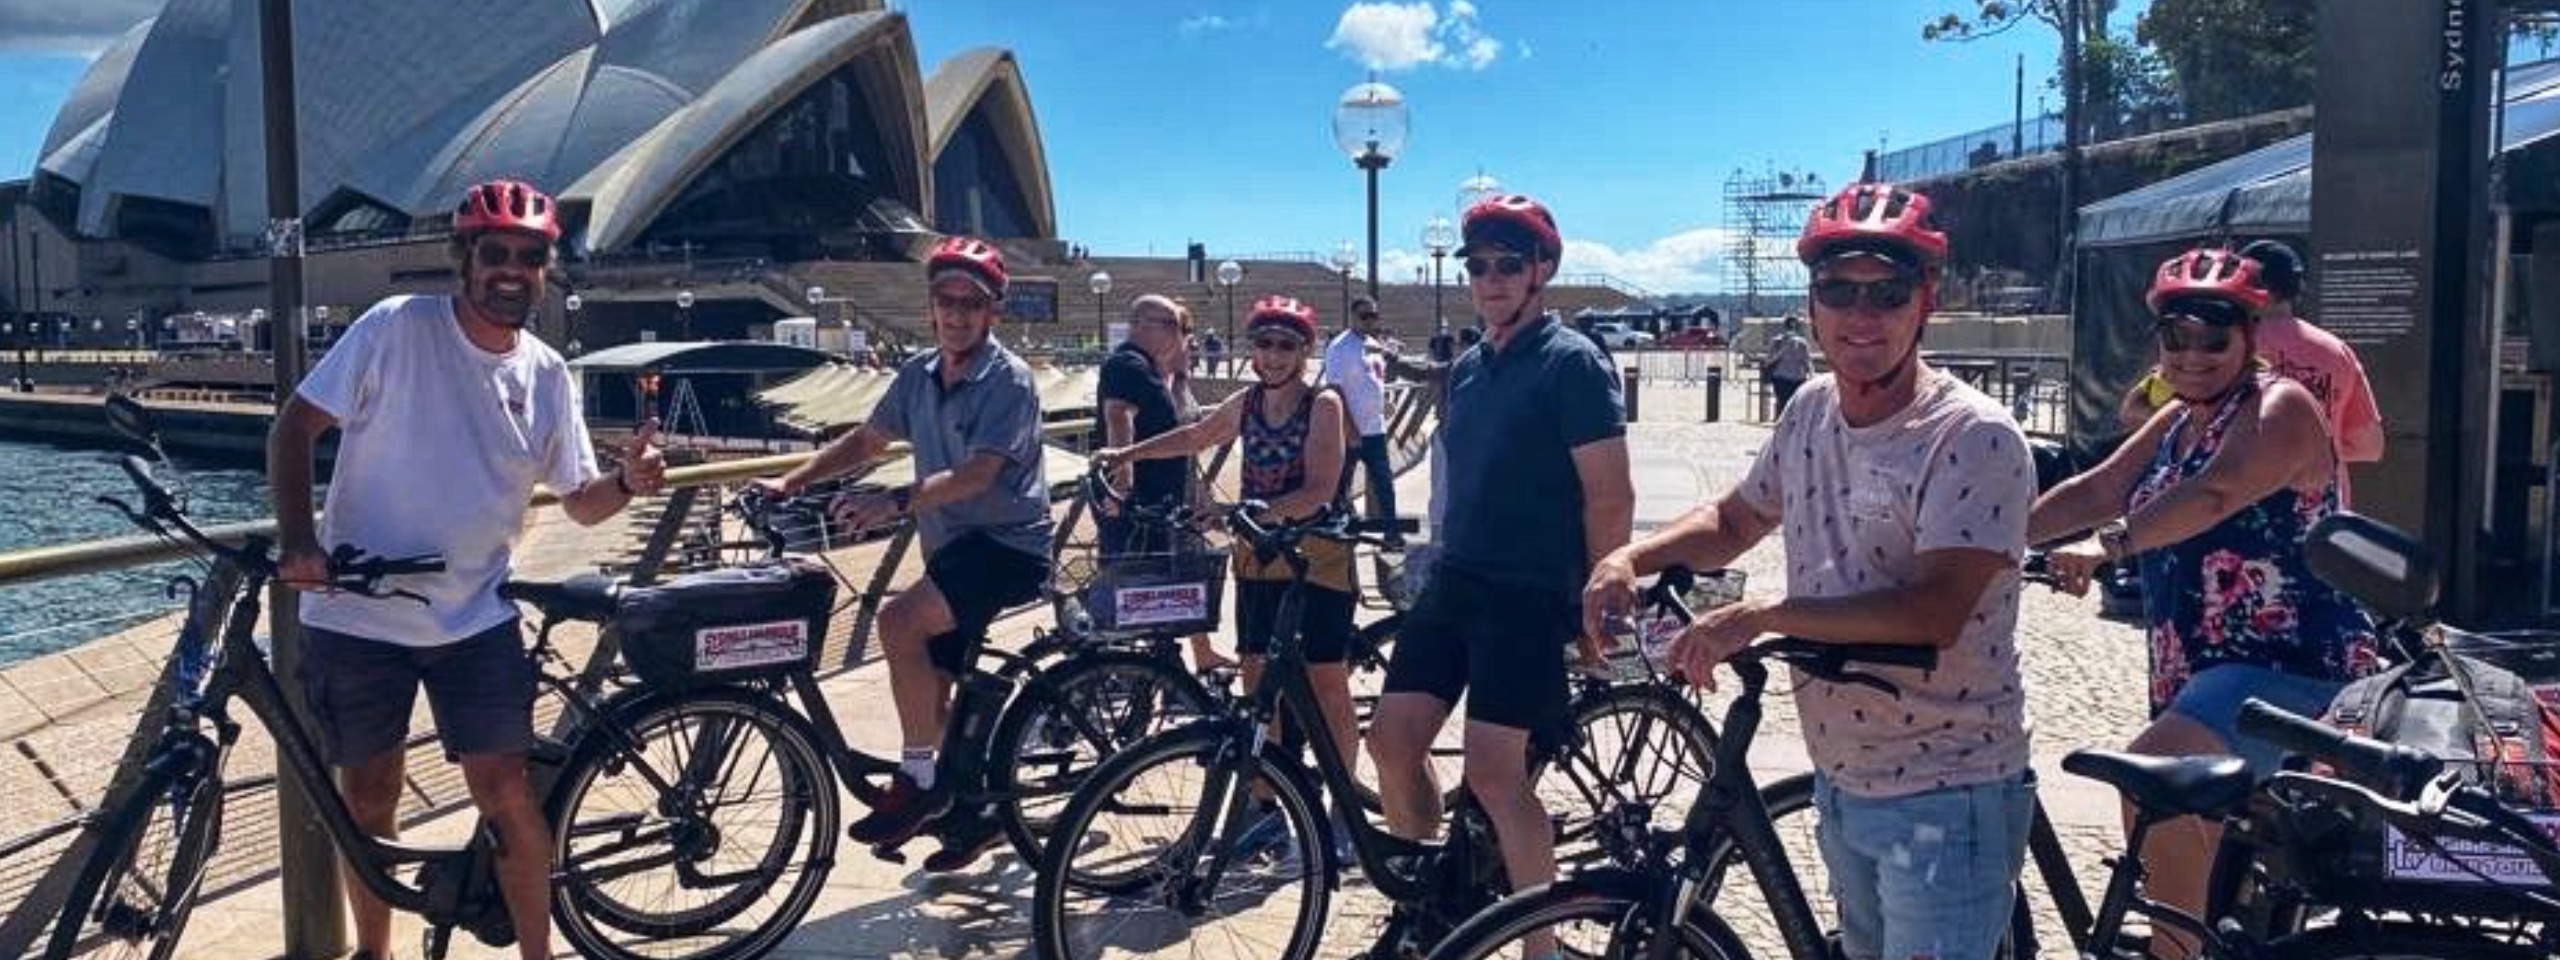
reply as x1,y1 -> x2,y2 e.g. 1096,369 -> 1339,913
870,841 -> 910,865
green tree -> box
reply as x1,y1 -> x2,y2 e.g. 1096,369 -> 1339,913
1924,2 -> 2167,139
2136,0 -> 2317,124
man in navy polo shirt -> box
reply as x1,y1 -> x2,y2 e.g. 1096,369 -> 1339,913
1367,194 -> 1634,951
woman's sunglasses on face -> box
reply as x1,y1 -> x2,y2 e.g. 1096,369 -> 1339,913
1808,276 -> 1917,311
2155,318 -> 2237,354
932,292 -> 996,313
473,239 -> 552,270
1251,335 -> 1306,353
1463,254 -> 1528,279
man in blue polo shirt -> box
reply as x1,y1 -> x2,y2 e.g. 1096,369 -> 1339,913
1368,194 -> 1634,955
760,236 -> 1052,871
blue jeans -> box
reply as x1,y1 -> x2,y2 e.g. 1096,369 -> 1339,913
1815,771 -> 2034,960
2165,663 -> 2345,778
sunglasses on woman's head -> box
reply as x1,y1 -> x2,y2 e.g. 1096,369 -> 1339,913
2155,319 -> 2237,354
473,240 -> 551,270
1808,276 -> 1917,311
1463,255 -> 1528,279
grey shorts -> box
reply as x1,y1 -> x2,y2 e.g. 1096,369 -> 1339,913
299,619 -> 536,766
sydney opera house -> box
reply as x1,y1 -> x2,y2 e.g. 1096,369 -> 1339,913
0,0 -> 1057,350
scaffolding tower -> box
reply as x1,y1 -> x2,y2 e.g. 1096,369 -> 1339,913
1721,166 -> 1829,321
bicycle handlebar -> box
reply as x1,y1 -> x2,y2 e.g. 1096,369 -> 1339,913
2236,698 -> 2445,798
2263,770 -> 2560,896
103,453 -> 442,601
1643,565 -> 1939,692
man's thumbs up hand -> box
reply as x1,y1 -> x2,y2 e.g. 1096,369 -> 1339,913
618,417 -> 667,496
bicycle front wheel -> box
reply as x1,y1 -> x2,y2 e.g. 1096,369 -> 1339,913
548,688 -> 838,960
1033,725 -> 1331,960
44,745 -> 224,960
1548,682 -> 1719,867
1424,873 -> 1757,960
990,649 -> 1215,868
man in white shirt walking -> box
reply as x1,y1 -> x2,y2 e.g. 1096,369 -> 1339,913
1323,295 -> 1401,542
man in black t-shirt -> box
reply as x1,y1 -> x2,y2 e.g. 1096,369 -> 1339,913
1096,294 -> 1189,553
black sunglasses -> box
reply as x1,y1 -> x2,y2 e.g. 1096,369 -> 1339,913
932,292 -> 997,313
1250,336 -> 1306,352
1809,276 -> 1918,311
2155,319 -> 2237,354
1463,255 -> 1528,279
473,240 -> 552,270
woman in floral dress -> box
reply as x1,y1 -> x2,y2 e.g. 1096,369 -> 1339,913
2027,246 -> 2375,959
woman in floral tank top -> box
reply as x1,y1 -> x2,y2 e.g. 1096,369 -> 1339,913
2027,247 -> 2376,960
1096,296 -> 1359,774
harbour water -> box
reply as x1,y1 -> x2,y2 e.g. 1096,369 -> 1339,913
0,438 -> 273,664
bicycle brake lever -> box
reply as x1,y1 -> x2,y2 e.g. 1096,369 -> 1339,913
1834,670 -> 1901,699
95,494 -> 158,530
390,588 -> 430,606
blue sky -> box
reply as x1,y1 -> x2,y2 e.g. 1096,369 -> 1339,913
0,0 -> 2144,293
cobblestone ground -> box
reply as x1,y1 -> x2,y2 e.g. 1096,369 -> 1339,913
161,384 -> 2154,960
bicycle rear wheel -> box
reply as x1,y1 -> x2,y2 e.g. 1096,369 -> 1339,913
1423,873 -> 1756,960
44,745 -> 224,960
549,689 -> 836,960
990,649 -> 1215,868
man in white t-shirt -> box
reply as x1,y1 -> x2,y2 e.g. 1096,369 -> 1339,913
1586,183 -> 2035,960
267,179 -> 664,960
1323,295 -> 1401,542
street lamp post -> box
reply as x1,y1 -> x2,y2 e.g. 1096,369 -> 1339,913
676,289 -> 695,341
1214,259 -> 1242,375
1087,270 -> 1113,351
563,294 -> 584,356
1332,78 -> 1408,302
1327,242 -> 1357,321
1423,215 -> 1455,333
1457,170 -> 1502,219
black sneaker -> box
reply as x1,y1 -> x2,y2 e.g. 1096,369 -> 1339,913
848,773 -> 952,846
921,812 -> 1006,873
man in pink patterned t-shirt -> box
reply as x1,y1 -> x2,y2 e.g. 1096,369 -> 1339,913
2242,241 -> 2383,501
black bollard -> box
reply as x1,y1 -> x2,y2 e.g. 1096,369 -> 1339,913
1622,366 -> 1641,422
1705,368 -> 1723,423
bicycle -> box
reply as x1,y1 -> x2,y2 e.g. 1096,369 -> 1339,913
39,396 -> 837,960
1030,505 -> 1719,960
717,482 -> 1222,871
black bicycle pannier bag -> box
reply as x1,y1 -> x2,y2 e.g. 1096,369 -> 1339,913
615,559 -> 835,688
2324,652 -> 2560,809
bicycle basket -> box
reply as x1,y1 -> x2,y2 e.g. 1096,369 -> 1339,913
1082,535 -> 1226,636
614,558 -> 835,688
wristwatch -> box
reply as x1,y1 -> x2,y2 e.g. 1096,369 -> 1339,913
2096,520 -> 2131,563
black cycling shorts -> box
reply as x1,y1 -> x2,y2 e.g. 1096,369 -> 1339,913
1381,564 -> 1575,732
1234,579 -> 1355,664
923,531 -> 1051,676
300,618 -> 535,765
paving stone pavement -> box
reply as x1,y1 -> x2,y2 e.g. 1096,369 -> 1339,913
114,385 -> 2157,960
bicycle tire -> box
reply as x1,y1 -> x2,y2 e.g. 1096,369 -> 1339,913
2253,922 -> 2547,959
989,648 -> 1216,870
1548,682 -> 1720,867
44,750 -> 224,960
1422,871 -> 1758,960
1032,724 -> 1331,960
548,688 -> 837,960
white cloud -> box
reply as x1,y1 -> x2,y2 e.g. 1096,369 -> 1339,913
0,0 -> 158,55
1327,1 -> 1505,72
1178,14 -> 1235,36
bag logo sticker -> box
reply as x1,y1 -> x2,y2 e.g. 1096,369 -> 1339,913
1115,583 -> 1209,626
694,620 -> 809,671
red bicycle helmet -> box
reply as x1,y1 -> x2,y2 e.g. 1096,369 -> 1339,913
454,179 -> 560,241
1245,295 -> 1319,343
2146,247 -> 2269,317
1796,182 -> 1948,270
1460,194 -> 1563,262
925,235 -> 1008,296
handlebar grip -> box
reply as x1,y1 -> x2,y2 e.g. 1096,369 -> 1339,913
367,554 -> 447,576
118,455 -> 167,502
1352,516 -> 1420,536
2237,698 -> 2443,793
1760,636 -> 1940,671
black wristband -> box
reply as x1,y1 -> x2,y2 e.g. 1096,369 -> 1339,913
890,485 -> 914,514
612,471 -> 637,497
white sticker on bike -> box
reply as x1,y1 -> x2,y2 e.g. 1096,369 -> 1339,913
1114,583 -> 1210,626
694,620 -> 810,671
2383,813 -> 2560,885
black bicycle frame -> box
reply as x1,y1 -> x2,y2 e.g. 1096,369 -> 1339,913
1651,654 -> 1833,960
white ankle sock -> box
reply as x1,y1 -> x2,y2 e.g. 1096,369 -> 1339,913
901,748 -> 937,790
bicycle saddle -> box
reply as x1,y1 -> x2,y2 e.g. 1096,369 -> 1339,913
500,573 -> 622,623
2062,749 -> 2253,818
